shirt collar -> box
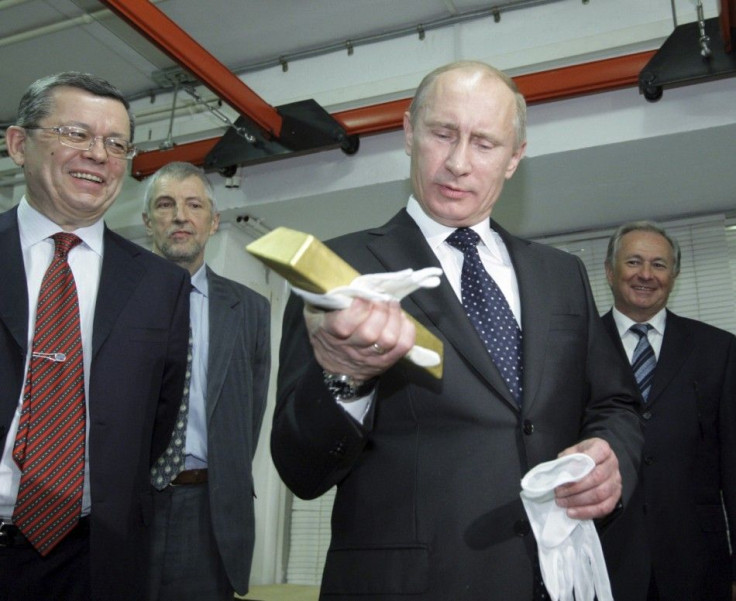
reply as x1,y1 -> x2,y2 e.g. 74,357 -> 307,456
406,195 -> 507,263
611,305 -> 667,337
17,196 -> 105,257
190,263 -> 209,297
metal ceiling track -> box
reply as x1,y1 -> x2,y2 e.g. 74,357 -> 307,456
127,51 -> 654,180
99,0 -> 733,180
101,0 -> 354,175
100,0 -> 281,136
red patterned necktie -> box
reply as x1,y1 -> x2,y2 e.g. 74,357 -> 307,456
13,232 -> 86,555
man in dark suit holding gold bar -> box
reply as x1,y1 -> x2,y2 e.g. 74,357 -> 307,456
272,60 -> 643,600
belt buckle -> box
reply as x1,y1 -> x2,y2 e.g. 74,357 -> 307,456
0,521 -> 15,547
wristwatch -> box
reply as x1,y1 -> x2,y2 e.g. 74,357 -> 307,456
323,371 -> 376,402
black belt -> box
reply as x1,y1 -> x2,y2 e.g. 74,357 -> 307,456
170,468 -> 208,486
0,515 -> 90,548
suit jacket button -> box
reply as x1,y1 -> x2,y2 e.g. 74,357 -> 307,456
523,420 -> 534,435
644,455 -> 654,465
328,437 -> 347,457
641,411 -> 652,420
514,519 -> 531,536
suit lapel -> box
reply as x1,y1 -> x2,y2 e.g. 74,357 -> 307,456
205,268 -> 239,419
601,312 -> 622,353
92,228 -> 146,357
493,222 -> 551,412
365,211 -> 517,409
602,310 -> 646,409
0,208 -> 29,353
648,311 -> 691,405
601,310 -> 635,369
602,309 -> 688,407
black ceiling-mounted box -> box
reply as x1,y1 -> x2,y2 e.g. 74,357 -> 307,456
639,16 -> 736,101
203,98 -> 359,173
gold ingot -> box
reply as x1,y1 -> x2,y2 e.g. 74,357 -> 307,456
246,227 -> 443,378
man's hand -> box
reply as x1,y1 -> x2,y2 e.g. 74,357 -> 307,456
554,437 -> 622,520
304,297 -> 416,382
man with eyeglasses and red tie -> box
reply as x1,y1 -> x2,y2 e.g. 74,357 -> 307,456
0,72 -> 190,600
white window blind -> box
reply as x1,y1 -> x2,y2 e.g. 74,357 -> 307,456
285,488 -> 335,585
285,213 -> 736,586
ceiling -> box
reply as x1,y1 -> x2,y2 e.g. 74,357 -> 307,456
1,0 -> 735,239
0,0 -> 555,127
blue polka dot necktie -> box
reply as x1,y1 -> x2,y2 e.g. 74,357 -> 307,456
630,323 -> 656,401
446,227 -> 523,405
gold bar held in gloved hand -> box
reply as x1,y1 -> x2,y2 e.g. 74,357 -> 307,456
246,226 -> 443,378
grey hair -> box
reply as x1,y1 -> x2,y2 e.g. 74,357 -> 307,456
15,71 -> 135,140
407,60 -> 527,152
143,161 -> 217,214
605,220 -> 681,275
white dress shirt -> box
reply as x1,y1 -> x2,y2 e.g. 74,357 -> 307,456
338,197 -> 522,423
0,197 -> 103,519
406,196 -> 522,326
610,306 -> 666,362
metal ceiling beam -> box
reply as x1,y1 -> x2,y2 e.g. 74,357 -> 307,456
99,0 -> 283,137
131,51 -> 654,180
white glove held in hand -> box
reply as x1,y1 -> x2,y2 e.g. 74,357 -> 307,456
292,267 -> 443,367
520,453 -> 614,601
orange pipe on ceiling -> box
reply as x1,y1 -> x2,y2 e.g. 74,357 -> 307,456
100,0 -> 283,137
721,0 -> 736,52
97,0 -> 734,179
131,51 -> 655,179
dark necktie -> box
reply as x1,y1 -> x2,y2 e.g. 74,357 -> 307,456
446,227 -> 523,404
151,326 -> 193,490
630,323 -> 656,401
13,232 -> 85,555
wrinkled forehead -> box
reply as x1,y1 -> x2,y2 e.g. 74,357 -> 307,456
46,86 -> 131,136
620,231 -> 675,262
153,175 -> 213,205
420,69 -> 517,127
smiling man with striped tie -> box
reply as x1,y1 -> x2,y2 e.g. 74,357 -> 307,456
601,221 -> 736,601
0,72 -> 190,601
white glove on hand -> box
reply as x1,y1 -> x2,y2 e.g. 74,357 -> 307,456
292,267 -> 443,367
520,453 -> 614,601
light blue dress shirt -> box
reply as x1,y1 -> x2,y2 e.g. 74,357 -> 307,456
185,265 -> 210,469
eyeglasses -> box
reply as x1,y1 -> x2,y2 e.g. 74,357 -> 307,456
25,125 -> 137,160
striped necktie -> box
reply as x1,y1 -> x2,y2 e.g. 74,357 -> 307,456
13,232 -> 85,555
151,326 -> 193,490
630,323 -> 656,401
446,227 -> 523,404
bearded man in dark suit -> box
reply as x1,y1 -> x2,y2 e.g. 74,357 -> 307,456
142,161 -> 270,601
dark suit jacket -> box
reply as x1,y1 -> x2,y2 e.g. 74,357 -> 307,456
271,210 -> 643,601
0,206 -> 189,601
601,309 -> 736,601
204,267 -> 270,594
